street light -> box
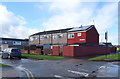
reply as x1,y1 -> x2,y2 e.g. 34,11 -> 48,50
105,31 -> 108,59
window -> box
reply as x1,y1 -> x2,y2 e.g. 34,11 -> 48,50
52,35 -> 58,39
45,35 -> 49,39
58,34 -> 63,38
13,41 -> 21,45
30,36 -> 38,41
34,37 -> 37,40
68,34 -> 74,38
4,41 -> 7,44
40,35 -> 49,40
30,37 -> 34,41
40,35 -> 45,40
78,33 -> 81,36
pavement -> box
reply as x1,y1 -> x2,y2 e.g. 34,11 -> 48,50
0,67 -> 20,78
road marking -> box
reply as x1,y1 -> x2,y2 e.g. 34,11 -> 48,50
16,65 -> 35,79
24,68 -> 35,79
1,64 -> 35,79
68,70 -> 89,77
22,69 -> 30,79
54,75 -> 75,79
99,66 -> 106,69
78,68 -> 89,72
54,75 -> 63,78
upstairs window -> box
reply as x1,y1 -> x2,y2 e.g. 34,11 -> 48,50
52,35 -> 58,39
30,37 -> 34,41
68,34 -> 74,38
13,41 -> 21,45
58,34 -> 63,38
30,37 -> 37,41
40,35 -> 45,40
78,33 -> 81,36
40,35 -> 49,40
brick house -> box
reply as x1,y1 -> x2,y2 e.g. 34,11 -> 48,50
29,25 -> 99,47
28,25 -> 116,56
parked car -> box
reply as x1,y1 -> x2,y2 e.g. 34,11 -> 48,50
1,48 -> 21,59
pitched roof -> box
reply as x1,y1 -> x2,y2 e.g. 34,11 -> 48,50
68,25 -> 94,32
30,25 -> 94,36
30,28 -> 73,36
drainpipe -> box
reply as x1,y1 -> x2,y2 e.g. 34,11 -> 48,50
39,35 -> 40,44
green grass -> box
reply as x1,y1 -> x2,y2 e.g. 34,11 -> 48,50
0,64 -> 11,67
88,53 -> 120,60
22,54 -> 64,60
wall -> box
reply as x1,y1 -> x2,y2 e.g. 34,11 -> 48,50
40,34 -> 52,44
30,48 -> 41,54
52,33 -> 67,44
52,46 -> 60,56
62,46 -> 74,56
29,35 -> 39,45
86,27 -> 99,45
75,46 -> 116,56
74,46 -> 114,56
1,44 -> 8,50
52,46 -> 116,57
44,49 -> 52,55
67,32 -> 86,44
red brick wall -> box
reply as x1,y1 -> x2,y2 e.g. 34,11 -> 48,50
21,49 -> 28,54
52,46 -> 60,56
29,49 -> 41,54
68,32 -> 86,44
61,46 -> 116,57
86,27 -> 99,45
62,46 -> 74,56
74,46 -> 116,56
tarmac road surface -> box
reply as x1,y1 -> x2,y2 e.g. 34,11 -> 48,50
0,57 -> 109,78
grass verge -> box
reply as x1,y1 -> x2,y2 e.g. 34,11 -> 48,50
22,54 -> 64,60
0,64 -> 11,67
88,53 -> 120,61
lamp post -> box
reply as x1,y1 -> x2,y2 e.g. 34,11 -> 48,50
105,31 -> 108,59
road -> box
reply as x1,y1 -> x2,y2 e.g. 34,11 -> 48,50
0,57 -> 109,78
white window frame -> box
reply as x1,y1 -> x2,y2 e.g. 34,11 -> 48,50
52,35 -> 58,39
78,33 -> 81,36
68,33 -> 74,38
58,34 -> 63,38
30,37 -> 37,41
40,35 -> 49,40
40,35 -> 45,40
30,37 -> 34,41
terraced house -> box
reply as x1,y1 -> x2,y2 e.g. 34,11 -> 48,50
29,25 -> 99,48
27,25 -> 116,56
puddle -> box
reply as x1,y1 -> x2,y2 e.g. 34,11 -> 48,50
96,62 -> 119,77
15,65 -> 29,77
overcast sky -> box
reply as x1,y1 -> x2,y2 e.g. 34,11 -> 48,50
0,0 -> 118,45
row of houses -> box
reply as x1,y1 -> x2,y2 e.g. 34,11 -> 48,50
0,25 -> 116,56
29,25 -> 99,47
27,25 -> 116,56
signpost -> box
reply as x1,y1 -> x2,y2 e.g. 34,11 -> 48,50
105,31 -> 108,59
